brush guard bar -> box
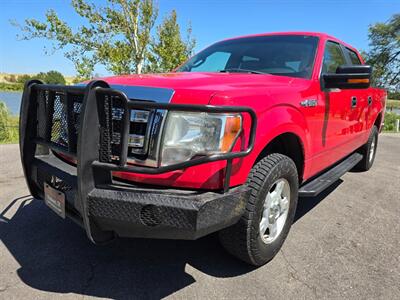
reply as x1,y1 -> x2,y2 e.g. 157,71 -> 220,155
19,80 -> 256,243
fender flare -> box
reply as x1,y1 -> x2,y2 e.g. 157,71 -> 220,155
251,104 -> 310,162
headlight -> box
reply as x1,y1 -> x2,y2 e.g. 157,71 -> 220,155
161,112 -> 242,166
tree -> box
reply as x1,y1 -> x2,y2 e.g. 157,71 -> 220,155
364,14 -> 400,90
148,10 -> 195,73
12,0 -> 195,80
38,70 -> 66,84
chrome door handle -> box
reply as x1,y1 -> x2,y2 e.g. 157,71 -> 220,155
368,96 -> 372,106
351,96 -> 357,108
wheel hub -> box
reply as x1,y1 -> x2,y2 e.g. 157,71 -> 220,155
369,135 -> 376,163
269,200 -> 281,222
259,178 -> 291,244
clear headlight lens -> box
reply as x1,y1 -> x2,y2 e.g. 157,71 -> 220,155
161,112 -> 242,166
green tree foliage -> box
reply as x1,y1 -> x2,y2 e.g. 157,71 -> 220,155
12,0 -> 195,80
364,14 -> 400,90
148,10 -> 195,73
37,70 -> 66,84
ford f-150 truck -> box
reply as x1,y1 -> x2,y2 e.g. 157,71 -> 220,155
20,32 -> 386,266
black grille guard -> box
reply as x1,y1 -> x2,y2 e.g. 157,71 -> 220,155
19,80 -> 257,243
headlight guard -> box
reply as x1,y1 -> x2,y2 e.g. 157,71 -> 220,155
90,86 -> 257,192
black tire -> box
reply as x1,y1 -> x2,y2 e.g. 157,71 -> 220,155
355,126 -> 378,171
219,153 -> 298,266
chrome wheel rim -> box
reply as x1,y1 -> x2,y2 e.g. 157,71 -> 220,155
369,135 -> 376,163
259,178 -> 290,244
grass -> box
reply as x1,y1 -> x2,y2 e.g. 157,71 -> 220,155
387,99 -> 400,110
383,111 -> 399,132
0,82 -> 24,92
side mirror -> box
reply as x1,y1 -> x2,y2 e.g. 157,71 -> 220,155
323,65 -> 372,89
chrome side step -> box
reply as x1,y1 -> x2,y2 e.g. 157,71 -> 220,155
299,153 -> 363,197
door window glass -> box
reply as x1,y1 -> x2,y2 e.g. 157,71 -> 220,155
345,48 -> 362,65
322,41 -> 347,73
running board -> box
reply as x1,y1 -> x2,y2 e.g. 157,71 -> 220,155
299,153 -> 363,197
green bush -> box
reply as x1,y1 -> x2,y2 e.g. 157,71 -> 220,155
0,102 -> 19,143
43,70 -> 66,84
383,112 -> 399,132
37,70 -> 66,85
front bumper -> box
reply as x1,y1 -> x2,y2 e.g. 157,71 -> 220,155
32,154 -> 249,240
19,80 -> 255,243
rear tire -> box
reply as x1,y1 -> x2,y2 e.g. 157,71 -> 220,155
219,153 -> 298,266
355,126 -> 378,171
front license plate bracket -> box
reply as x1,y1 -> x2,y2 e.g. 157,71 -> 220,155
44,183 -> 66,218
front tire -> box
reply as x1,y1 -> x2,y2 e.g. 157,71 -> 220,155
219,154 -> 298,266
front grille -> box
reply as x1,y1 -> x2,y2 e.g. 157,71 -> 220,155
97,93 -> 126,164
36,89 -> 83,153
97,93 -> 156,164
34,85 -> 160,166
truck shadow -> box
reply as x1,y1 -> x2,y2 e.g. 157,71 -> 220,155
0,181 -> 341,299
294,179 -> 343,223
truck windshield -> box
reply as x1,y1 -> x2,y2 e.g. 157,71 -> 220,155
177,35 -> 319,79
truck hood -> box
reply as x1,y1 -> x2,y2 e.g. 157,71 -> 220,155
101,72 -> 298,105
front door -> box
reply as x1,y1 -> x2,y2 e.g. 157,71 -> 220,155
320,41 -> 354,164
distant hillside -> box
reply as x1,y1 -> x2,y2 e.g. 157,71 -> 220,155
0,72 -> 76,85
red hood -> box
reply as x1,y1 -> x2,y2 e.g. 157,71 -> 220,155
100,72 -> 299,105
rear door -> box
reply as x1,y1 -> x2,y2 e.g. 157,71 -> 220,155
342,46 -> 371,147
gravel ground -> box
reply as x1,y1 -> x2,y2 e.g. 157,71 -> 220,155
0,134 -> 399,299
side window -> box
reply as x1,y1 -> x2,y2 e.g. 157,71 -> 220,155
322,41 -> 347,73
345,48 -> 362,65
190,52 -> 231,72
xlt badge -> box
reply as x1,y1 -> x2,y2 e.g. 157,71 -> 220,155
300,99 -> 318,107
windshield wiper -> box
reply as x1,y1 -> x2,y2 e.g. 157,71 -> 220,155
219,68 -> 266,74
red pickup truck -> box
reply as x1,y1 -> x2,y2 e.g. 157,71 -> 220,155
20,32 -> 386,266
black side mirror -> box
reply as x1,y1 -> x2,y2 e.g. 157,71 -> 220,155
323,65 -> 372,89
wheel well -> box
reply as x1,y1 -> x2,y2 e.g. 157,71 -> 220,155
255,133 -> 305,182
374,112 -> 382,130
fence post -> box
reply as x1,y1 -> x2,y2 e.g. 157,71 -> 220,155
396,119 -> 400,133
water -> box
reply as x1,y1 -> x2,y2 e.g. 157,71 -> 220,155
0,91 -> 22,115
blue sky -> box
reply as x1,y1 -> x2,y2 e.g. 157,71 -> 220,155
1,0 -> 398,76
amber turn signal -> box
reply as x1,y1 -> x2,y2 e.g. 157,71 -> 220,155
221,115 -> 242,152
347,78 -> 369,84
